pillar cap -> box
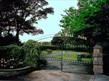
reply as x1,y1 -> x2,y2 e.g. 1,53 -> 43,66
93,44 -> 102,49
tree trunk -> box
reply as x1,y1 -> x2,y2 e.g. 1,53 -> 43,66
0,31 -> 2,37
16,28 -> 20,45
15,19 -> 20,45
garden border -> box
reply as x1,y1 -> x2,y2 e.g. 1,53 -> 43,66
0,66 -> 32,77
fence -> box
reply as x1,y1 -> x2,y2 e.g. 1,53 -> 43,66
41,44 -> 93,74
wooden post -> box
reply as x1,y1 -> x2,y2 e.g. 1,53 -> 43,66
93,44 -> 103,75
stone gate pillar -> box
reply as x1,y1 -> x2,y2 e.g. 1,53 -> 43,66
93,44 -> 103,75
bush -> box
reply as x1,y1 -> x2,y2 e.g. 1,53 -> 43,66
0,40 -> 47,69
23,40 -> 41,68
0,44 -> 25,68
6,44 -> 25,68
37,58 -> 47,69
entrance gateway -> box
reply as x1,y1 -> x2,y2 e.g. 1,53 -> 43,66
39,34 -> 94,74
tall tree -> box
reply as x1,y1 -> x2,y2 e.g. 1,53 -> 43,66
0,0 -> 54,45
60,7 -> 77,35
60,0 -> 108,46
76,0 -> 108,44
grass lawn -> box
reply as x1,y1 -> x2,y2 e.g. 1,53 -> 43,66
41,50 -> 92,62
53,51 -> 92,62
41,51 -> 48,55
54,53 -> 77,60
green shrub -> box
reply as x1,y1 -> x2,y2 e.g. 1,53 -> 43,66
37,58 -> 47,69
23,40 -> 41,68
0,44 -> 24,68
7,44 -> 24,58
0,40 -> 47,69
6,44 -> 25,68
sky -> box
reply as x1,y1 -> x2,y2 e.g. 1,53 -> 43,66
20,0 -> 78,42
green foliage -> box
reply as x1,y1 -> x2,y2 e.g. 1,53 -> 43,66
61,0 -> 107,33
76,0 -> 107,31
0,42 -> 47,69
0,44 -> 24,68
60,0 -> 108,46
23,40 -> 41,67
60,7 -> 77,34
51,37 -> 64,45
40,45 -> 61,50
6,44 -> 24,68
7,44 -> 24,59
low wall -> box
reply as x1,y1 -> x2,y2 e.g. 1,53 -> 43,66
0,66 -> 32,77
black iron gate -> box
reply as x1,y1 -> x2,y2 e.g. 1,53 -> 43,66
41,44 -> 93,74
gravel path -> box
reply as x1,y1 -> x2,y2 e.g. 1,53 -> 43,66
1,70 -> 109,81
17,70 -> 91,81
18,70 -> 109,81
